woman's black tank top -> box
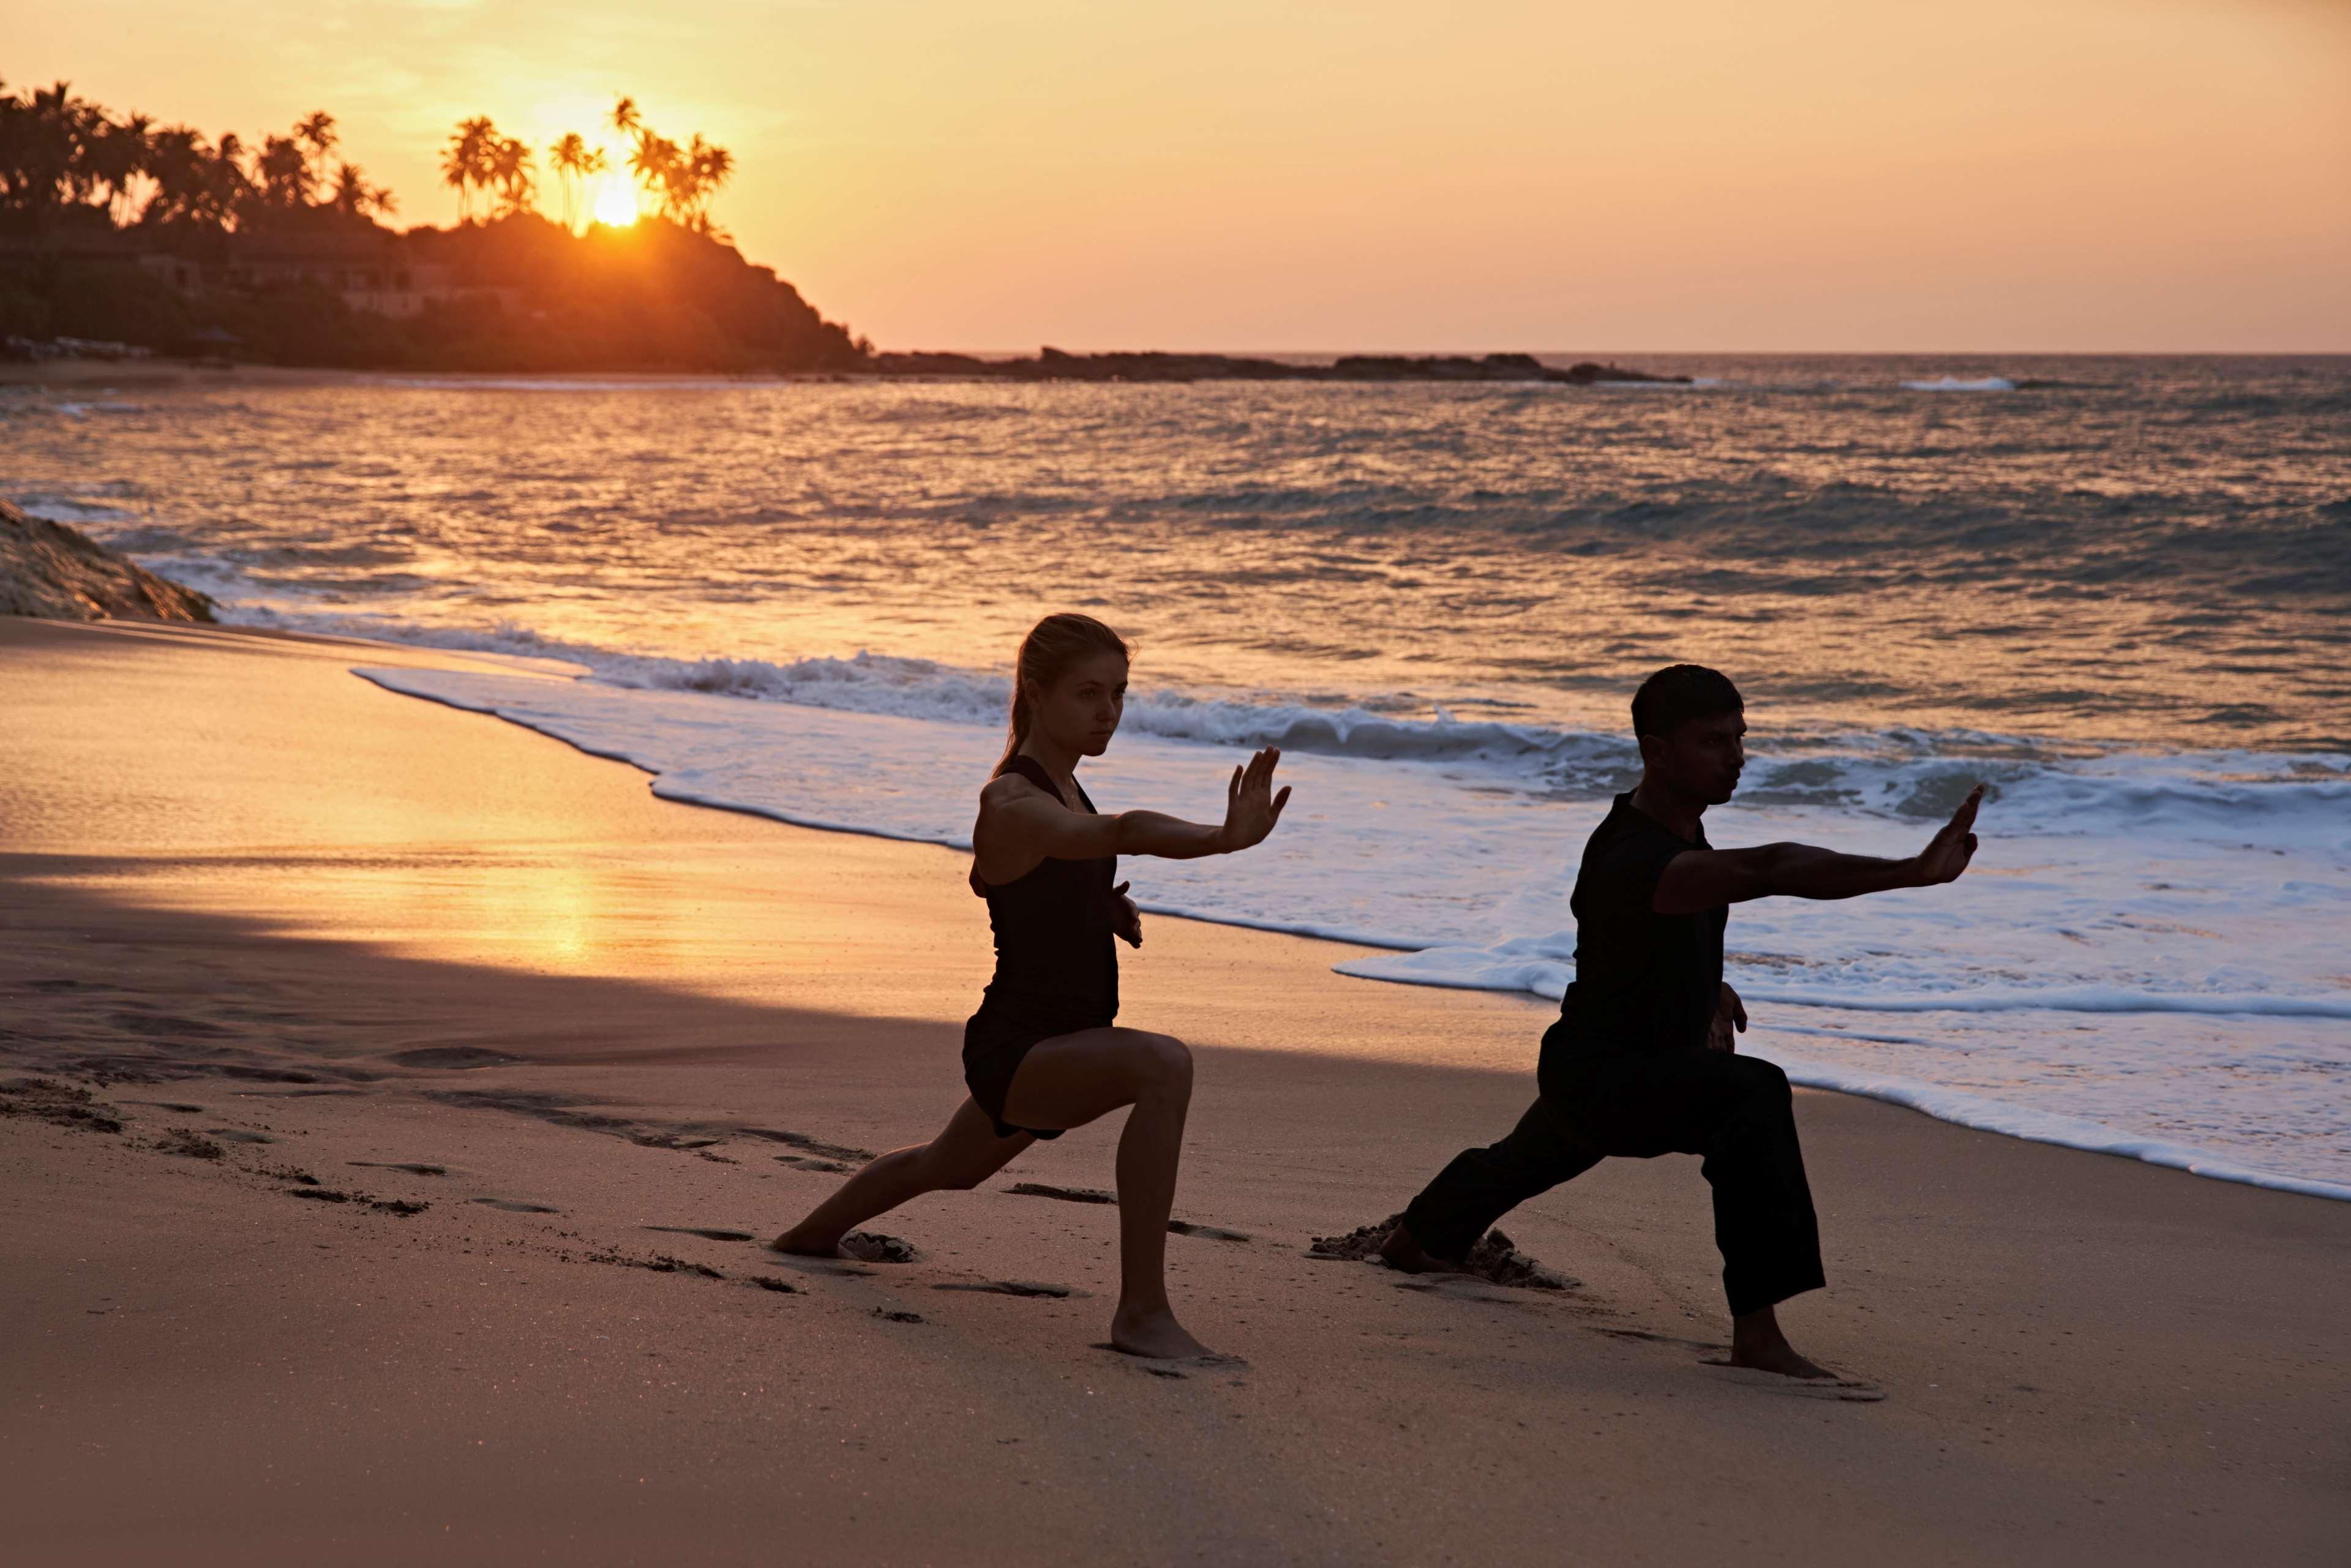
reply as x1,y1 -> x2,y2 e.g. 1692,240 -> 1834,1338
973,754 -> 1119,1025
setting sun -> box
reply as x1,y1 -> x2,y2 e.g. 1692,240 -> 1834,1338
590,173 -> 638,228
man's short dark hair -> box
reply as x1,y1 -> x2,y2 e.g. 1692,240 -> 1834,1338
1632,664 -> 1744,738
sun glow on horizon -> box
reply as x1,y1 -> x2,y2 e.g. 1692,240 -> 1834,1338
9,0 -> 2347,348
590,174 -> 639,228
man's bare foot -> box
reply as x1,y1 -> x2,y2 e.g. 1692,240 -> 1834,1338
1109,1303 -> 1212,1360
1728,1340 -> 1837,1379
1378,1221 -> 1459,1275
1730,1306 -> 1836,1379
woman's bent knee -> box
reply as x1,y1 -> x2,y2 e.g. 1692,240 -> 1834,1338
1134,1032 -> 1193,1095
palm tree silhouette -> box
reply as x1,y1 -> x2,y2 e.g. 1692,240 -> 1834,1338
683,134 -> 733,234
137,124 -> 206,224
255,134 -> 310,211
441,116 -> 494,222
628,127 -> 680,217
551,132 -> 610,230
329,160 -> 396,221
487,134 -> 536,217
294,111 -> 337,203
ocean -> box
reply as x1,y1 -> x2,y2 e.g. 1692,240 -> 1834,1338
7,354 -> 2348,1198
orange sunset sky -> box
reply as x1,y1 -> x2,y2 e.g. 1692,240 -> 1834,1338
11,0 -> 2350,352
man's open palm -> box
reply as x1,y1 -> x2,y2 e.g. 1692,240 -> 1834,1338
1916,785 -> 1984,885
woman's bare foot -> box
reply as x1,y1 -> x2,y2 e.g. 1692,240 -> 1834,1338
769,1226 -> 842,1258
769,1228 -> 915,1262
1109,1302 -> 1212,1360
1730,1305 -> 1836,1379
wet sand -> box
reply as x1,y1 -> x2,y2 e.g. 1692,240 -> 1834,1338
4,616 -> 2346,1566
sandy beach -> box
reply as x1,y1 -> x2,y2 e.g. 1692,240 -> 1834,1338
4,616 -> 2346,1566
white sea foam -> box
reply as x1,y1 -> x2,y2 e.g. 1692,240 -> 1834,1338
1902,376 -> 2017,392
13,495 -> 141,525
352,656 -> 2351,1198
1759,1044 -> 2351,1202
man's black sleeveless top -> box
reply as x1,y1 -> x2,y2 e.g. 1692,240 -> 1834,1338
970,754 -> 1119,1033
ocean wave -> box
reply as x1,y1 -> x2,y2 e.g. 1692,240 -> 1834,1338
12,494 -> 141,525
1902,376 -> 2016,392
1761,1050 -> 2351,1202
1333,944 -> 2351,1019
219,603 -> 2351,838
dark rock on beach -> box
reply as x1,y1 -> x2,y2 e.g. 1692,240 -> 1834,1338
0,500 -> 215,623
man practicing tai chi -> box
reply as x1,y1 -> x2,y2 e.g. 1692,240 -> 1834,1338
1381,664 -> 1984,1380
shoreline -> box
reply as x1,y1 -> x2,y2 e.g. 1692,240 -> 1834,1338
4,615 -> 2347,1562
348,651 -> 2351,1207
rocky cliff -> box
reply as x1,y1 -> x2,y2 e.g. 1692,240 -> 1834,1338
0,500 -> 216,623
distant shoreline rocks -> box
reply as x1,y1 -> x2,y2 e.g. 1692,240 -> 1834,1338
861,348 -> 1692,386
0,500 -> 216,623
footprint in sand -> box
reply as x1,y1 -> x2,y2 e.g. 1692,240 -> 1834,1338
389,1046 -> 523,1070
1009,1184 -> 1250,1241
642,1226 -> 758,1243
1392,1278 -> 1523,1305
1092,1345 -> 1251,1380
1699,1359 -> 1887,1402
762,1232 -> 913,1272
1589,1326 -> 1720,1353
206,1128 -> 276,1144
933,1280 -> 1077,1299
872,1308 -> 925,1324
287,1188 -> 428,1216
1008,1181 -> 1113,1204
590,1251 -> 726,1280
1308,1214 -> 1575,1289
840,1231 -> 918,1263
470,1196 -> 561,1214
774,1154 -> 850,1173
738,1128 -> 875,1162
348,1161 -> 449,1176
156,1128 -> 226,1160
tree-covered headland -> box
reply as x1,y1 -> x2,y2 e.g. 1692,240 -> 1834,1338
0,81 -> 866,372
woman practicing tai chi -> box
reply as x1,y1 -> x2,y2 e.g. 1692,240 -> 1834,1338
773,613 -> 1291,1359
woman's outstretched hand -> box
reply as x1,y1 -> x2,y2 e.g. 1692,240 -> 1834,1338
1912,784 -> 1984,886
1220,747 -> 1292,853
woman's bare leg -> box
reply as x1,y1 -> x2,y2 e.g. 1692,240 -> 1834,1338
773,1097 -> 1032,1256
999,1027 -> 1204,1358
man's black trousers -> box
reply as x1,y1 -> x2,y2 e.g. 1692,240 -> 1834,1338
1398,1048 -> 1826,1318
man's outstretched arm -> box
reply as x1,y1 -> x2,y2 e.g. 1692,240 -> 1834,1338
1653,785 -> 1982,915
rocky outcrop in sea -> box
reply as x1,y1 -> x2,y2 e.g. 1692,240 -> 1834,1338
861,348 -> 1691,384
